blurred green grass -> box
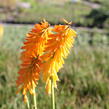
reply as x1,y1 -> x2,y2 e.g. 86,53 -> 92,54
0,1 -> 92,25
0,0 -> 109,28
15,2 -> 92,25
0,25 -> 109,109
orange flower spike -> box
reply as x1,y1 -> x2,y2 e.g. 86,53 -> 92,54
42,24 -> 77,94
16,20 -> 51,102
21,20 -> 50,60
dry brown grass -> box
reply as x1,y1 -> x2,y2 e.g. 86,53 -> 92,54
0,0 -> 17,9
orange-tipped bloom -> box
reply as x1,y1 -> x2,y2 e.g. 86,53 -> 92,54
42,25 -> 77,94
16,21 -> 51,102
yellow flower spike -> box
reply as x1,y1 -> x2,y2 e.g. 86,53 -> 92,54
42,24 -> 77,94
46,79 -> 51,95
16,20 -> 52,102
24,95 -> 28,103
0,24 -> 4,40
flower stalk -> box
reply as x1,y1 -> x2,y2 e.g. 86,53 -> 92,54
51,78 -> 55,109
33,91 -> 37,109
26,98 -> 30,109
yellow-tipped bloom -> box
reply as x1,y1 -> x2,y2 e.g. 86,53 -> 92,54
42,25 -> 77,94
16,20 -> 51,102
0,24 -> 4,40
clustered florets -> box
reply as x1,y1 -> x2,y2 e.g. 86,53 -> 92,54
16,20 -> 77,102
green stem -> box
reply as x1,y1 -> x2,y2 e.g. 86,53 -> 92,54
26,98 -> 30,109
51,79 -> 55,109
33,90 -> 37,109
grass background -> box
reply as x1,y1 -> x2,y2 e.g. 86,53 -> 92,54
0,0 -> 109,108
0,25 -> 109,109
0,0 -> 109,28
